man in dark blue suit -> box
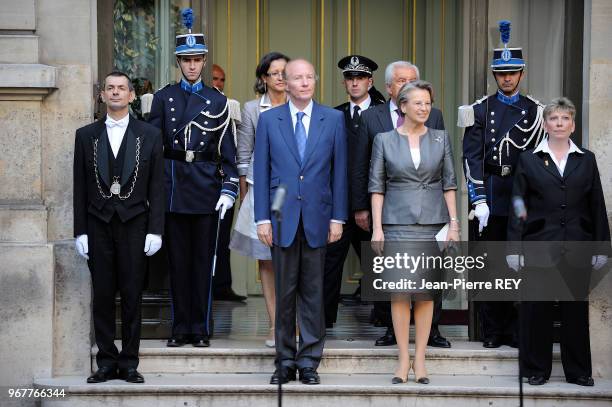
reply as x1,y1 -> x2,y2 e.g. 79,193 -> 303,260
254,59 -> 348,385
149,9 -> 239,348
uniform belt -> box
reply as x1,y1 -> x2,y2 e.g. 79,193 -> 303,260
485,163 -> 513,177
164,149 -> 215,163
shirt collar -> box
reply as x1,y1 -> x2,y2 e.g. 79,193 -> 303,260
105,113 -> 130,128
350,95 -> 371,113
180,78 -> 203,93
496,89 -> 520,105
288,99 -> 314,118
389,99 -> 398,113
259,93 -> 272,108
533,137 -> 584,155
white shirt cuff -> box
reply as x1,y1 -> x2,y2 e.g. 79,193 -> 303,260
331,219 -> 345,224
256,220 -> 271,225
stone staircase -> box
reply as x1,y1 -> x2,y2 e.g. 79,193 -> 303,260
34,338 -> 612,406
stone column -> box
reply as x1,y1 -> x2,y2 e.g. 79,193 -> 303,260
0,1 -> 96,402
586,0 -> 612,380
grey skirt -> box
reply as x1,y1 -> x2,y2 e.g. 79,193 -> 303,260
382,224 -> 443,242
381,223 -> 445,299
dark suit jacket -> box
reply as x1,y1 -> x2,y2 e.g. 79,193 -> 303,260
253,102 -> 348,248
352,100 -> 445,211
73,116 -> 165,237
507,147 -> 611,267
335,99 -> 384,212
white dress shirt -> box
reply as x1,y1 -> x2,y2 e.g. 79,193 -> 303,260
389,99 -> 400,127
533,138 -> 584,176
288,99 -> 313,136
105,113 -> 130,158
349,96 -> 372,118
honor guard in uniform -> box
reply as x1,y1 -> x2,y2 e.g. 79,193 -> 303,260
149,8 -> 239,348
323,55 -> 383,326
459,20 -> 545,348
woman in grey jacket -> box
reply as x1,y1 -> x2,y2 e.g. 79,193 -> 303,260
369,81 -> 459,384
230,52 -> 289,347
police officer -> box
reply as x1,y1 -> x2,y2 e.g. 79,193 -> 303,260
323,55 -> 383,327
149,8 -> 239,348
460,20 -> 545,348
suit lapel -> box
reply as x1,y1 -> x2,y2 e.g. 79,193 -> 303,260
96,123 -> 111,187
563,153 -> 583,180
378,101 -> 394,132
278,104 -> 301,165
535,151 -> 562,180
120,118 -> 137,186
302,102 -> 324,168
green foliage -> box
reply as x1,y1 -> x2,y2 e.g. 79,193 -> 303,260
113,0 -> 159,85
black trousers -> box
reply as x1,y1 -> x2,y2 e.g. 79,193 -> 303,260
471,215 -> 517,342
213,206 -> 234,292
166,212 -> 216,336
87,213 -> 147,370
323,217 -> 370,326
520,301 -> 591,379
273,220 -> 326,370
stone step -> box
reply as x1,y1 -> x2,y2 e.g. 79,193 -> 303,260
35,373 -> 612,407
92,339 -> 565,377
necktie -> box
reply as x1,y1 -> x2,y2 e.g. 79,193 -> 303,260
106,118 -> 127,128
295,112 -> 307,161
395,108 -> 404,128
351,105 -> 361,128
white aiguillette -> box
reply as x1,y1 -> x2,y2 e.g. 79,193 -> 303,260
435,223 -> 449,251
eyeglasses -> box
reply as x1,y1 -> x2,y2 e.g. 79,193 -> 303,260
411,101 -> 432,109
265,72 -> 284,79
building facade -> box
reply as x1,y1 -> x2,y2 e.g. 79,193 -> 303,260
0,0 -> 611,403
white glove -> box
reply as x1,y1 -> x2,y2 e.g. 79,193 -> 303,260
215,194 -> 235,220
592,255 -> 608,271
75,234 -> 89,260
144,234 -> 162,257
506,254 -> 524,272
474,203 -> 490,233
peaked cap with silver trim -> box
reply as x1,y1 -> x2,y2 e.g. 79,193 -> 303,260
175,8 -> 208,56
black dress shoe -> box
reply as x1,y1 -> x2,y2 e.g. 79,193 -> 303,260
270,367 -> 296,384
167,335 -> 188,347
482,337 -> 502,348
87,366 -> 118,383
118,367 -> 144,383
214,287 -> 247,302
567,376 -> 594,386
427,333 -> 451,348
192,335 -> 210,347
527,375 -> 547,385
299,367 -> 320,384
375,327 -> 397,346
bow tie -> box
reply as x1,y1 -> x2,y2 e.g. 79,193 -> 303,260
106,118 -> 128,128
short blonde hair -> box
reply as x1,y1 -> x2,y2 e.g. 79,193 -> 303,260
543,97 -> 576,121
397,80 -> 434,106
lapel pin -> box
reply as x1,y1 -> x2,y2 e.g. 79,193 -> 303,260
544,159 -> 549,166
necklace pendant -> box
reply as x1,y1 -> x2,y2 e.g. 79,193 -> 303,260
110,181 -> 121,195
